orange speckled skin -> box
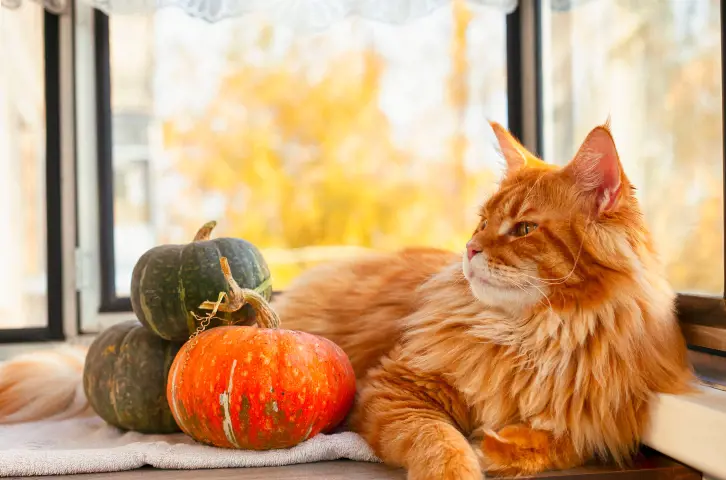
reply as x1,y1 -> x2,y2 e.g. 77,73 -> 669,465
166,325 -> 356,450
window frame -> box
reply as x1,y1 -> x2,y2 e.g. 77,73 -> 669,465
0,9 -> 65,344
93,10 -> 131,314
81,1 -> 726,363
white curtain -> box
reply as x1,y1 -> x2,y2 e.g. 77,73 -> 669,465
2,0 -> 518,28
1,0 -> 66,13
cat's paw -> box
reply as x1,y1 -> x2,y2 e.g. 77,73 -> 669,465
479,424 -> 555,476
407,445 -> 483,480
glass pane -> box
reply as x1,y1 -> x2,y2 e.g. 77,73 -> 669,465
540,0 -> 723,295
0,2 -> 48,328
109,3 -> 508,295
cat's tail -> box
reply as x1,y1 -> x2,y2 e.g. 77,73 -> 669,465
0,345 -> 93,423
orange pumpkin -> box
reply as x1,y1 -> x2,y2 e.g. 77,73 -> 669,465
166,258 -> 356,450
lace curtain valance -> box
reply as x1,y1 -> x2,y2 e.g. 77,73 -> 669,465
1,0 -> 522,24
2,0 -> 66,14
89,0 -> 521,22
1,0 -> 607,31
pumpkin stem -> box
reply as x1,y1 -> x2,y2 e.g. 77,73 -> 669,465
193,221 -> 217,241
198,257 -> 281,329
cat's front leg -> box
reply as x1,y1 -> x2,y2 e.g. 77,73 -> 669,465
393,419 -> 483,480
351,361 -> 482,480
479,424 -> 583,476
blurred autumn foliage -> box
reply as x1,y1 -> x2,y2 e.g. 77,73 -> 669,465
161,1 -> 497,287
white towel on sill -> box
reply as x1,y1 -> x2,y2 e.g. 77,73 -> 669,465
0,416 -> 380,477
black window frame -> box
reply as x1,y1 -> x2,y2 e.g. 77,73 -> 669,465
91,2 -> 726,364
506,5 -> 526,147
0,10 -> 65,344
94,10 -> 131,313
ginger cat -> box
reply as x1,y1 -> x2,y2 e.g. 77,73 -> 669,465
0,122 -> 694,479
270,121 -> 695,477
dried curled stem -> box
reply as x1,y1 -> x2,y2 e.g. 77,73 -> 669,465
193,220 -> 217,242
198,257 -> 280,329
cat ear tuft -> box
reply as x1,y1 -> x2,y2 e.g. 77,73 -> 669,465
565,123 -> 623,214
603,113 -> 612,132
489,120 -> 528,174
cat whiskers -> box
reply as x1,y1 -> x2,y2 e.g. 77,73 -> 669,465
486,265 -> 554,312
521,277 -> 554,312
500,273 -> 530,297
510,274 -> 553,312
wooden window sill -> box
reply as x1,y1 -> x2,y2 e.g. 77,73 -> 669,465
21,449 -> 699,480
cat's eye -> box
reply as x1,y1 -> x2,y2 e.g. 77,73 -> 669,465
476,218 -> 488,232
511,221 -> 538,237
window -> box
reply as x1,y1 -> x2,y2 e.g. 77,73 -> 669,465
93,2 -> 511,315
0,1 -> 63,341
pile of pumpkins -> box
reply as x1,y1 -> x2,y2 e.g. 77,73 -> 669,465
82,221 -> 356,450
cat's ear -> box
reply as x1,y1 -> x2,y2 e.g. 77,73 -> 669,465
564,122 -> 623,214
489,121 -> 530,174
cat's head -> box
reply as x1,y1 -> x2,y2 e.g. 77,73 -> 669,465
463,121 -> 665,312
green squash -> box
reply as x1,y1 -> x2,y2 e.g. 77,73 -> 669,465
83,320 -> 182,434
130,221 -> 273,341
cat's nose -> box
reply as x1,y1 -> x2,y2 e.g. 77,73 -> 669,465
466,241 -> 482,261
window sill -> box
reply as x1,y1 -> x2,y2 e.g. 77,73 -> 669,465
643,383 -> 726,480
0,335 -> 94,361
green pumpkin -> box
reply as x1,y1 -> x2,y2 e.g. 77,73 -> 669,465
130,221 -> 273,341
83,320 -> 182,434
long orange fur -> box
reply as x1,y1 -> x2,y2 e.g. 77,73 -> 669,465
0,122 -> 695,479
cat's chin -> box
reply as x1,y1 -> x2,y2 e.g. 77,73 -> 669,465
467,275 -> 539,309
462,253 -> 543,310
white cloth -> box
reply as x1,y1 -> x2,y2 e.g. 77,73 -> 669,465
0,416 -> 380,477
